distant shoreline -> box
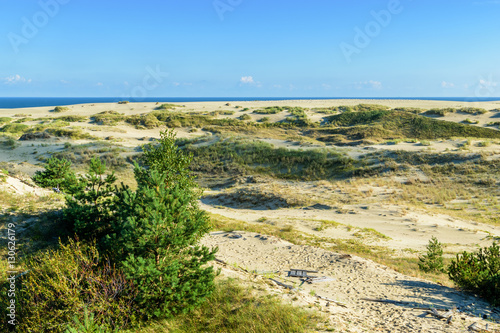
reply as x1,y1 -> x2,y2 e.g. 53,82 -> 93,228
1,97 -> 500,109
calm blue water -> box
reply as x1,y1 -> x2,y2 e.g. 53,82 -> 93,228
0,97 -> 499,109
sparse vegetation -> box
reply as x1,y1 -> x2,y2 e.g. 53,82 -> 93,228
53,106 -> 70,112
419,237 -> 445,273
448,243 -> 500,305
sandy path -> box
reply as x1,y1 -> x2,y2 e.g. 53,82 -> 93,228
202,231 -> 500,332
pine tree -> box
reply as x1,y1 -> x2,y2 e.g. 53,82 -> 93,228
419,236 -> 445,273
64,157 -> 117,240
110,167 -> 217,319
32,156 -> 83,194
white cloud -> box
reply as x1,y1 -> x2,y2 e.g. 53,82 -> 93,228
96,82 -> 103,86
479,78 -> 498,88
3,74 -> 31,84
355,80 -> 382,90
240,76 -> 255,84
441,81 -> 455,88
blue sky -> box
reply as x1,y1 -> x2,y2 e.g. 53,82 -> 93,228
0,0 -> 499,98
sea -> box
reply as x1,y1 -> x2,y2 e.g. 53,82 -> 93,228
0,97 -> 499,109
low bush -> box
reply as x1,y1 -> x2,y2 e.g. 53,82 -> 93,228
53,106 -> 70,112
448,243 -> 500,305
239,114 -> 252,120
125,114 -> 161,128
423,108 -> 455,116
458,107 -> 488,115
0,117 -> 12,124
253,106 -> 284,114
0,240 -> 138,333
155,103 -> 179,110
92,111 -> 125,126
0,123 -> 29,133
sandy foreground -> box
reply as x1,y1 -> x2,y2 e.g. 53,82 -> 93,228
201,231 -> 500,333
2,99 -> 500,332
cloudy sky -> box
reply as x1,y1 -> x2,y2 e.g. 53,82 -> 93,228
0,0 -> 499,98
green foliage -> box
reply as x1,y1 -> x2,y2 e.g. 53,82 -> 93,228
64,157 -> 117,240
141,129 -> 197,190
155,103 -> 179,110
32,156 -> 82,194
0,123 -> 29,133
323,110 -> 500,140
54,106 -> 70,112
253,106 -> 284,114
423,108 -> 455,116
182,137 -> 354,180
0,117 -> 12,124
418,236 -> 444,273
109,168 -> 217,319
463,118 -> 479,124
118,101 -> 129,104
92,111 -> 125,126
1,136 -> 18,149
160,279 -> 321,333
448,243 -> 500,305
125,113 -> 161,128
458,107 -> 488,115
239,114 -> 252,120
44,128 -> 97,140
0,240 -> 138,333
65,307 -> 114,333
57,115 -> 89,122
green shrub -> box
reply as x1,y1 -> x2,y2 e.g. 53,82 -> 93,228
448,243 -> 500,305
458,107 -> 488,115
57,115 -> 88,122
65,307 -> 112,333
259,117 -> 270,123
463,118 -> 479,124
92,111 -> 125,126
64,157 -> 117,240
118,101 -> 129,104
0,240 -> 138,333
424,108 -> 455,116
253,106 -> 284,114
155,103 -> 179,110
53,106 -> 70,112
0,123 -> 29,133
239,114 -> 252,120
0,117 -> 12,124
125,114 -> 161,128
1,136 -> 18,150
418,236 -> 444,273
32,156 -> 82,194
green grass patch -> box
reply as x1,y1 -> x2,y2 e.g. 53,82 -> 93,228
0,117 -> 12,124
0,123 -> 29,133
53,106 -> 70,112
322,110 -> 500,140
253,106 -> 284,114
133,278 -> 322,333
92,111 -> 125,126
155,103 -> 180,110
181,137 -> 354,180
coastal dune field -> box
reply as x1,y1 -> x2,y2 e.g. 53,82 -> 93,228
2,99 -> 500,332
